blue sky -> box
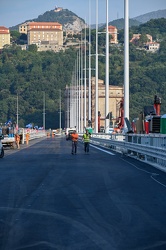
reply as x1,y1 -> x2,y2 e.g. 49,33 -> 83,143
0,0 -> 166,28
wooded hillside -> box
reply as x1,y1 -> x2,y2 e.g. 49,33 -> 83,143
1,18 -> 166,129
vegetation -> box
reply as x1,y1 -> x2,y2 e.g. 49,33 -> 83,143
0,46 -> 77,128
1,18 -> 166,128
88,18 -> 166,120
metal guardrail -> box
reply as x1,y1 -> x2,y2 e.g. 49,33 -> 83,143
22,129 -> 46,143
89,133 -> 166,172
1,129 -> 47,148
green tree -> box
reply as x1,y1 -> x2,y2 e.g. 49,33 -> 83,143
28,44 -> 38,52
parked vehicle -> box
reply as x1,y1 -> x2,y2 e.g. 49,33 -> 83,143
65,128 -> 76,140
108,128 -> 114,134
1,125 -> 16,148
0,134 -> 4,158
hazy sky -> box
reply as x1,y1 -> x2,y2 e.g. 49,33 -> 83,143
0,0 -> 166,28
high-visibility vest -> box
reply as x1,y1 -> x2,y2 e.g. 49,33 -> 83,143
15,134 -> 20,142
71,133 -> 78,142
83,133 -> 90,142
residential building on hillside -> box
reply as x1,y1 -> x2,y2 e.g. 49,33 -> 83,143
19,22 -> 63,51
19,22 -> 29,34
0,26 -> 10,49
54,6 -> 63,12
65,77 -> 124,131
26,22 -> 63,51
130,34 -> 152,44
108,25 -> 118,44
145,42 -> 160,52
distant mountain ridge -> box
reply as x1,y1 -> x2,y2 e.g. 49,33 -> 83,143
10,8 -> 166,32
95,9 -> 166,30
132,9 -> 166,23
99,19 -> 142,30
10,9 -> 86,32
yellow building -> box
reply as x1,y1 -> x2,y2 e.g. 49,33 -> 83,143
65,77 -> 124,131
130,34 -> 152,44
108,25 -> 118,44
0,26 -> 10,49
19,22 -> 29,34
91,77 -> 123,129
27,22 -> 63,47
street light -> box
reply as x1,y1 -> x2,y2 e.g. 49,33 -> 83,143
59,89 -> 61,134
84,20 -> 87,129
88,0 -> 92,123
95,0 -> 99,133
16,94 -> 19,130
43,92 -> 46,130
124,0 -> 129,124
105,0 -> 109,133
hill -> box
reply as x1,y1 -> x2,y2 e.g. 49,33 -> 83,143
10,8 -> 86,32
132,9 -> 166,23
98,9 -> 166,30
100,18 -> 141,30
10,8 -> 166,32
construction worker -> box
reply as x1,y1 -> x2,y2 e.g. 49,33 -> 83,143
82,129 -> 91,154
15,133 -> 20,149
71,130 -> 78,155
25,133 -> 30,145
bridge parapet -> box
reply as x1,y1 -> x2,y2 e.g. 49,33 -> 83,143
22,129 -> 47,144
90,133 -> 166,172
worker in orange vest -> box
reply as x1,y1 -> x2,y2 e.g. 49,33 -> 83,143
15,133 -> 20,149
71,130 -> 78,155
26,133 -> 30,145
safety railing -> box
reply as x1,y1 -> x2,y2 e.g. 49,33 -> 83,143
90,133 -> 166,172
22,129 -> 46,143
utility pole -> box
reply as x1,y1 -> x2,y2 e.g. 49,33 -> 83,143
78,43 -> 81,132
88,0 -> 92,125
105,0 -> 109,133
16,94 -> 19,130
43,92 -> 46,130
59,89 -> 61,134
124,0 -> 129,124
95,0 -> 99,133
84,20 -> 87,129
81,32 -> 84,133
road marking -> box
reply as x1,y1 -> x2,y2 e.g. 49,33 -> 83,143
90,144 -> 115,155
121,158 -> 166,189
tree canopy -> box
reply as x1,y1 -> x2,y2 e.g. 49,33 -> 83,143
1,18 -> 166,128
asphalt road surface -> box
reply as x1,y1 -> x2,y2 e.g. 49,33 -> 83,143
0,136 -> 166,250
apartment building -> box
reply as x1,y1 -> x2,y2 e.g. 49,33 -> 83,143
108,25 -> 118,44
130,34 -> 152,44
19,22 -> 63,51
0,26 -> 10,49
19,22 -> 29,34
27,22 -> 63,48
145,42 -> 160,52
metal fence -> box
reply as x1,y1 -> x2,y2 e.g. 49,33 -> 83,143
90,133 -> 166,172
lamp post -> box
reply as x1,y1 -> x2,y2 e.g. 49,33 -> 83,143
124,0 -> 129,124
78,43 -> 81,132
105,0 -> 109,133
16,94 -> 19,130
88,0 -> 92,124
43,92 -> 46,130
95,0 -> 99,133
59,89 -> 61,134
76,52 -> 79,129
80,32 -> 84,133
84,20 -> 87,129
